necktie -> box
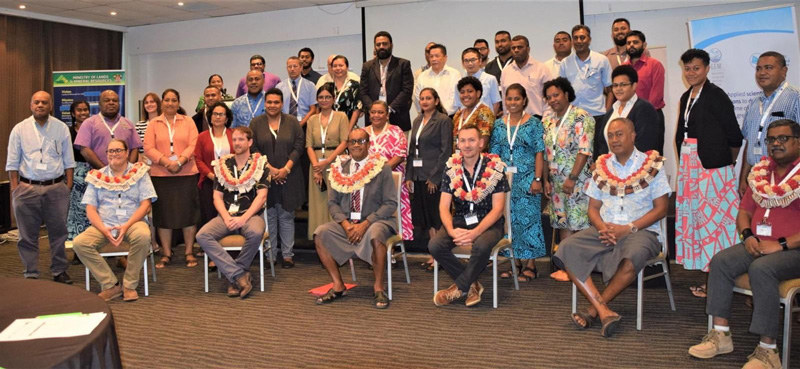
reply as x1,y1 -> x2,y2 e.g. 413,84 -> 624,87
289,80 -> 298,116
351,163 -> 361,215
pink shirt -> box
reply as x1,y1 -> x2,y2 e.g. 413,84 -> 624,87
740,157 -> 800,241
500,56 -> 554,116
625,54 -> 665,110
143,114 -> 199,177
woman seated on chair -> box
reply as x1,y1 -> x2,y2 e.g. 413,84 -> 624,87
73,139 -> 157,303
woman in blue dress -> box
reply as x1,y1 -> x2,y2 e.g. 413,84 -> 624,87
489,83 -> 545,281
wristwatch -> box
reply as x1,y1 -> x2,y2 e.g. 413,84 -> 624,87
534,177 -> 542,182
627,222 -> 638,233
568,173 -> 579,181
779,237 -> 789,251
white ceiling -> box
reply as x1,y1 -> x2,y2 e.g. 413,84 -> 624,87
0,0 -> 355,27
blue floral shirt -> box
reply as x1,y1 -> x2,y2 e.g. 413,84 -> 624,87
82,163 -> 157,227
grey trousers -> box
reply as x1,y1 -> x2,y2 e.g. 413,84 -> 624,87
266,206 -> 295,259
707,243 -> 800,339
428,222 -> 504,292
196,214 -> 265,284
12,181 -> 69,278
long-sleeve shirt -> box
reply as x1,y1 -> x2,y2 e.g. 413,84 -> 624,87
6,115 -> 76,180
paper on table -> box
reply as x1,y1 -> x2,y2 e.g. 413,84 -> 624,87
308,283 -> 357,296
0,312 -> 107,342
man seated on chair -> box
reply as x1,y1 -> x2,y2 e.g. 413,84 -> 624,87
196,127 -> 269,299
553,117 -> 669,337
689,119 -> 800,369
429,123 -> 509,307
314,128 -> 398,309
73,139 -> 156,302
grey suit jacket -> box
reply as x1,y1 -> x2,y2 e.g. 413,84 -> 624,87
405,111 -> 453,183
328,158 -> 398,230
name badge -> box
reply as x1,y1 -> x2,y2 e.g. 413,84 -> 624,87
756,222 -> 772,237
144,158 -> 152,165
507,166 -> 517,174
169,155 -> 179,161
228,203 -> 240,214
350,212 -> 361,221
238,187 -> 247,194
465,213 -> 479,226
680,143 -> 691,156
115,209 -> 126,216
111,229 -> 119,238
753,146 -> 763,156
36,162 -> 48,170
413,159 -> 423,167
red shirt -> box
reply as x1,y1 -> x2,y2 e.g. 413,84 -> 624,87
741,157 -> 800,241
625,54 -> 665,110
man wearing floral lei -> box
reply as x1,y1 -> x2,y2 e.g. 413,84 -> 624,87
553,117 -> 670,338
430,123 -> 510,307
314,128 -> 398,309
73,139 -> 157,302
689,119 -> 800,369
196,127 -> 269,299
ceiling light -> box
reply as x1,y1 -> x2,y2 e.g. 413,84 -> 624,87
18,4 -> 26,9
110,11 -> 117,15
178,2 -> 184,5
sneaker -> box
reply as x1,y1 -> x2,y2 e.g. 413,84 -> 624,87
742,346 -> 781,369
98,284 -> 123,301
465,282 -> 484,307
688,330 -> 734,359
433,284 -> 463,306
123,287 -> 139,302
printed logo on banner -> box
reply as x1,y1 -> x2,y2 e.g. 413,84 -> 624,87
750,53 -> 761,67
709,48 -> 722,63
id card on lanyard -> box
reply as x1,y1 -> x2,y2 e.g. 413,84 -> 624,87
165,116 -> 179,161
413,115 -> 429,167
102,115 -> 121,139
758,162 -> 800,236
505,114 -> 524,173
754,82 -> 788,156
31,120 -> 51,171
245,91 -> 265,121
462,155 -> 483,225
681,87 -> 702,155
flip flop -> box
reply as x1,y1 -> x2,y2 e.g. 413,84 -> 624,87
600,315 -> 622,338
690,285 -> 707,298
315,288 -> 347,305
374,291 -> 390,309
571,310 -> 598,330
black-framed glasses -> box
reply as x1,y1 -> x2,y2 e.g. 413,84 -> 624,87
611,82 -> 633,89
211,112 -> 226,117
348,138 -> 368,145
765,135 -> 799,145
107,148 -> 126,154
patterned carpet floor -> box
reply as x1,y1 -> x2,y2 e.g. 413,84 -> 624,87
0,234 -> 798,369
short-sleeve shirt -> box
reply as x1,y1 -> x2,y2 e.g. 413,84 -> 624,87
213,155 -> 270,216
81,162 -> 157,227
500,57 -> 553,117
586,149 -> 672,237
559,51 -> 612,116
6,115 -> 76,180
741,83 -> 800,165
74,114 -> 143,165
452,103 -> 495,149
231,91 -> 265,128
276,76 -> 316,121
440,154 -> 510,229
462,70 -> 501,109
740,157 -> 800,241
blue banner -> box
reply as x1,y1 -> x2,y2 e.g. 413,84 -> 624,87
52,70 -> 126,125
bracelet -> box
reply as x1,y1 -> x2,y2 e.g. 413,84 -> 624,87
284,166 -> 291,174
740,228 -> 755,242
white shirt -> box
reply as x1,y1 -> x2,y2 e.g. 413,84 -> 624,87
559,50 -> 612,116
605,94 -> 639,140
458,69 -> 501,109
414,65 -> 463,115
544,56 -> 566,78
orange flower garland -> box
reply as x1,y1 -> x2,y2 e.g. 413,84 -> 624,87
213,153 -> 269,193
748,157 -> 800,208
86,162 -> 150,191
328,153 -> 386,193
592,150 -> 664,196
445,153 -> 506,203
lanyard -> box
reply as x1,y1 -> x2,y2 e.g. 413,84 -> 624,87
334,79 -> 351,109
506,113 -> 525,162
415,114 -> 431,157
210,128 -> 227,159
615,53 -> 627,66
101,115 -> 121,139
319,113 -> 330,157
574,54 -> 591,79
458,103 -> 483,131
287,78 -> 302,102
245,91 -> 265,120
496,57 -> 511,71
764,161 -> 800,219
165,115 -> 177,153
549,105 -> 573,146
268,117 -> 281,139
461,154 -> 484,212
757,81 -> 789,144
683,85 -> 703,139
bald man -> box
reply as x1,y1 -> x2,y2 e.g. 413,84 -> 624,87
74,90 -> 141,169
231,70 -> 266,128
6,91 -> 76,283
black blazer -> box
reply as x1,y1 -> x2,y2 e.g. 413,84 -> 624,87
250,113 -> 305,211
405,111 -> 453,183
595,98 -> 662,159
675,80 -> 743,169
360,56 -> 414,131
192,109 -> 209,134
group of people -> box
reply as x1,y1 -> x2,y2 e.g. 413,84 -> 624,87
6,20 -> 800,369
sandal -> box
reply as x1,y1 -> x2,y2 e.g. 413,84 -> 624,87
195,250 -> 205,258
185,254 -> 198,268
374,291 -> 390,309
690,284 -> 707,298
520,266 -> 538,281
600,315 -> 622,338
315,288 -> 347,305
155,254 -> 172,269
571,310 -> 598,330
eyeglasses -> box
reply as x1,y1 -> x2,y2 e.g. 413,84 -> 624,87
765,135 -> 799,145
211,112 -> 226,117
611,82 -> 633,89
250,62 -> 264,67
318,95 -> 333,101
107,148 -> 126,154
348,138 -> 369,145
463,57 -> 479,64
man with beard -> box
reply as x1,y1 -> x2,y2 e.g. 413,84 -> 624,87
559,25 -> 613,121
192,85 -> 222,133
484,30 -> 513,85
360,31 -> 414,131
544,31 -> 572,77
623,30 -> 665,151
299,47 -> 322,85
500,35 -> 553,118
473,38 -> 490,69
75,90 -> 141,168
602,18 -> 648,69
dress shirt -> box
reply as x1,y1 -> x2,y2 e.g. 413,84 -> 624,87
544,56 -> 567,79
276,76 -> 316,121
236,71 -> 281,98
605,94 -> 639,139
500,56 -> 554,117
585,149 -> 671,237
231,91 -> 265,128
6,115 -> 76,180
602,47 -> 650,70
484,56 -> 513,84
460,69 -> 501,109
559,51 -> 612,116
625,54 -> 665,109
742,83 -> 800,165
302,69 -> 322,85
414,65 -> 463,115
74,114 -> 142,165
81,162 -> 157,227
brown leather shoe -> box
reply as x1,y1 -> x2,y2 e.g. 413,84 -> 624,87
465,281 -> 484,307
236,272 -> 252,299
123,287 -> 138,302
227,283 -> 240,297
116,256 -> 128,270
98,284 -> 123,301
433,284 -> 463,306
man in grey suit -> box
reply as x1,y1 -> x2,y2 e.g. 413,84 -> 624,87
313,129 -> 398,309
360,31 -> 415,131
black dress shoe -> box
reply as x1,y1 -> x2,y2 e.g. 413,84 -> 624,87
54,272 -> 73,285
282,258 -> 295,269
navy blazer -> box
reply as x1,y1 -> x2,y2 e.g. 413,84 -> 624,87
595,98 -> 662,159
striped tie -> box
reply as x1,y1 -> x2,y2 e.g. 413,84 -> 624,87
351,163 -> 361,219
289,80 -> 298,116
